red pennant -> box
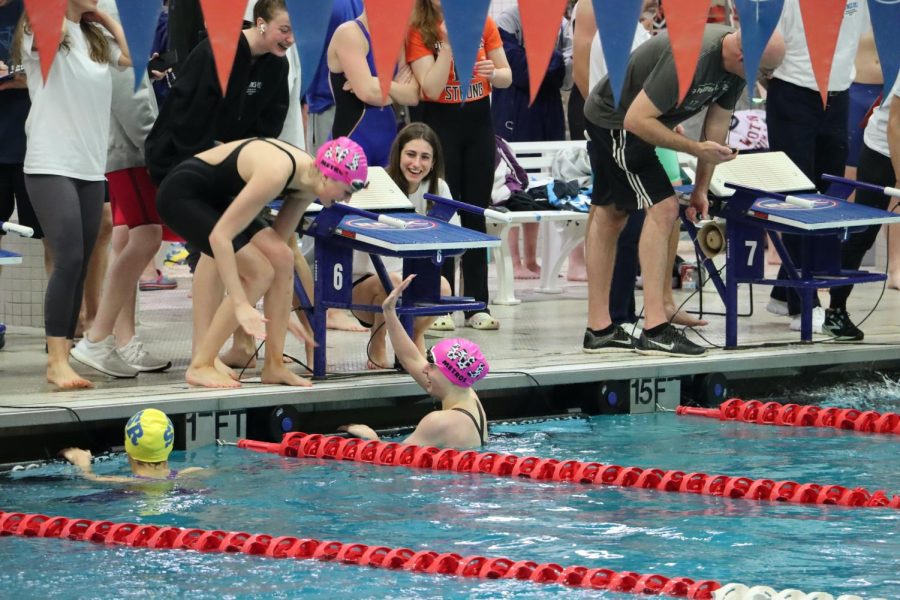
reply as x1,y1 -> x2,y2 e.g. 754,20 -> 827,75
798,0 -> 846,107
366,0 -> 416,101
198,0 -> 248,95
22,0 -> 67,83
663,0 -> 712,103
519,0 -> 569,105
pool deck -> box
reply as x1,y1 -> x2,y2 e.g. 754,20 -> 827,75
2,255 -> 898,445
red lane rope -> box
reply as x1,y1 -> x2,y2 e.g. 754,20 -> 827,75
677,399 -> 900,436
0,510 -> 722,598
236,433 -> 900,510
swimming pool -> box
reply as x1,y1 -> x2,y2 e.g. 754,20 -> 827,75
1,390 -> 897,599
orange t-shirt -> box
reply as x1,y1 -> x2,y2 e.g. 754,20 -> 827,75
405,17 -> 502,104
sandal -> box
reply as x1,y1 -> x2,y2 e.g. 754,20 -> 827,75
429,314 -> 456,331
465,312 -> 500,330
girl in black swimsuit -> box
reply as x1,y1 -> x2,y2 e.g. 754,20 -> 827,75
156,136 -> 369,389
342,275 -> 490,448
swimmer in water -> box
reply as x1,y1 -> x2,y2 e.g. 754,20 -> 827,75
62,408 -> 203,482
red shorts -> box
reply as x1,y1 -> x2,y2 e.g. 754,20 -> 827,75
107,167 -> 182,242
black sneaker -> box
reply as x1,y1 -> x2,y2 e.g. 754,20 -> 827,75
635,324 -> 707,357
823,308 -> 864,341
582,325 -> 635,353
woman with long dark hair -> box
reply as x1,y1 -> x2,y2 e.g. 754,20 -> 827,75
406,0 -> 511,330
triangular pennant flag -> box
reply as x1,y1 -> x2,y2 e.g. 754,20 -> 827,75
442,0 -> 492,102
286,0 -> 333,99
591,0 -> 643,108
116,0 -> 163,91
733,0 -> 784,101
198,0 -> 248,95
868,0 -> 900,101
797,0 -> 846,107
22,0 -> 67,83
367,0 -> 416,101
663,0 -> 713,104
519,0 -> 569,105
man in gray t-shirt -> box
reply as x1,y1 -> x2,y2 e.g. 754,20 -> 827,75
580,25 -> 784,357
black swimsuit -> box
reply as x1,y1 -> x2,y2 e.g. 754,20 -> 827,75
157,138 -> 301,256
452,403 -> 488,446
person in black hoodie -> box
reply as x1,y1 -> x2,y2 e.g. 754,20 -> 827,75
146,0 -> 294,376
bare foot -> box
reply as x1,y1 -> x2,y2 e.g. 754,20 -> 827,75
187,364 -> 241,388
666,305 -> 708,327
366,355 -> 391,370
220,346 -> 257,369
514,265 -> 539,280
566,269 -> 588,282
47,363 -> 94,390
261,365 -> 312,387
888,272 -> 900,290
214,357 -> 239,381
327,309 -> 368,332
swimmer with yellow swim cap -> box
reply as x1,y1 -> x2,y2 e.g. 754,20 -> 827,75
62,409 -> 202,482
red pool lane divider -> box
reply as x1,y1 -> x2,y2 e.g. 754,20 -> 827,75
677,399 -> 900,436
237,433 -> 900,509
0,510 -> 722,598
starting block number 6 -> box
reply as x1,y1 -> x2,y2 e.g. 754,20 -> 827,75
333,264 -> 344,290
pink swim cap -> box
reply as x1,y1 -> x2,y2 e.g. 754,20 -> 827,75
428,338 -> 490,388
316,136 -> 369,191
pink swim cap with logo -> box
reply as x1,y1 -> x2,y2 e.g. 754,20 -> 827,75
429,338 -> 490,388
316,136 -> 369,191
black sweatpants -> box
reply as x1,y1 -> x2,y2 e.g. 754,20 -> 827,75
767,78 -> 849,315
830,145 -> 897,310
420,97 -> 495,316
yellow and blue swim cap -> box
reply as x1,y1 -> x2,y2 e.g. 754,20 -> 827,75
124,409 -> 174,463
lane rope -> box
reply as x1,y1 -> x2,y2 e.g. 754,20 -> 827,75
677,399 -> 900,436
236,433 -> 900,509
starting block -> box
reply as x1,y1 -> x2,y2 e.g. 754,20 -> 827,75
297,169 -> 503,378
680,152 -> 900,347
1,221 -> 34,350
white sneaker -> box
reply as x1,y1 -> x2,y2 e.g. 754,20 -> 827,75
118,336 -> 172,372
789,306 -> 825,333
429,314 -> 456,331
71,335 -> 138,378
766,298 -> 790,316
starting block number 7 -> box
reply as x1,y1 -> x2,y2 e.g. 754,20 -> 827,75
744,240 -> 757,267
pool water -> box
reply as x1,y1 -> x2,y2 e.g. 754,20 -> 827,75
1,391 -> 898,599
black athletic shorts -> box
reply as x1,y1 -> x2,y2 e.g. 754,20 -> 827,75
586,121 -> 675,213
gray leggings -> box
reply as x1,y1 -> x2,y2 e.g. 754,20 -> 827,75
24,175 -> 105,338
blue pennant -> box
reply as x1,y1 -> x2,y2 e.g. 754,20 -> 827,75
591,0 -> 643,108
868,0 -> 900,101
442,0 -> 492,102
733,0 -> 785,100
116,0 -> 163,91
286,0 -> 334,98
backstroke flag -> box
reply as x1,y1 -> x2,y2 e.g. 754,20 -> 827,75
199,0 -> 247,95
868,0 -> 900,100
591,0 -> 643,108
366,0 -> 416,102
286,0 -> 333,99
664,0 -> 716,103
519,0 -> 569,105
442,0 -> 492,102
733,0 -> 784,100
797,0 -> 846,107
22,0 -> 66,83
116,0 -> 163,91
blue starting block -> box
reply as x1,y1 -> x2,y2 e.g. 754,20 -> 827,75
1,221 -> 35,350
680,153 -> 900,347
297,194 -> 503,379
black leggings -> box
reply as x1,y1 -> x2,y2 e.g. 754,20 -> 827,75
156,158 -> 267,257
830,145 -> 897,310
420,97 -> 495,316
24,175 -> 104,338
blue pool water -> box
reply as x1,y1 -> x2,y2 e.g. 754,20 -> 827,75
1,391 -> 898,599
